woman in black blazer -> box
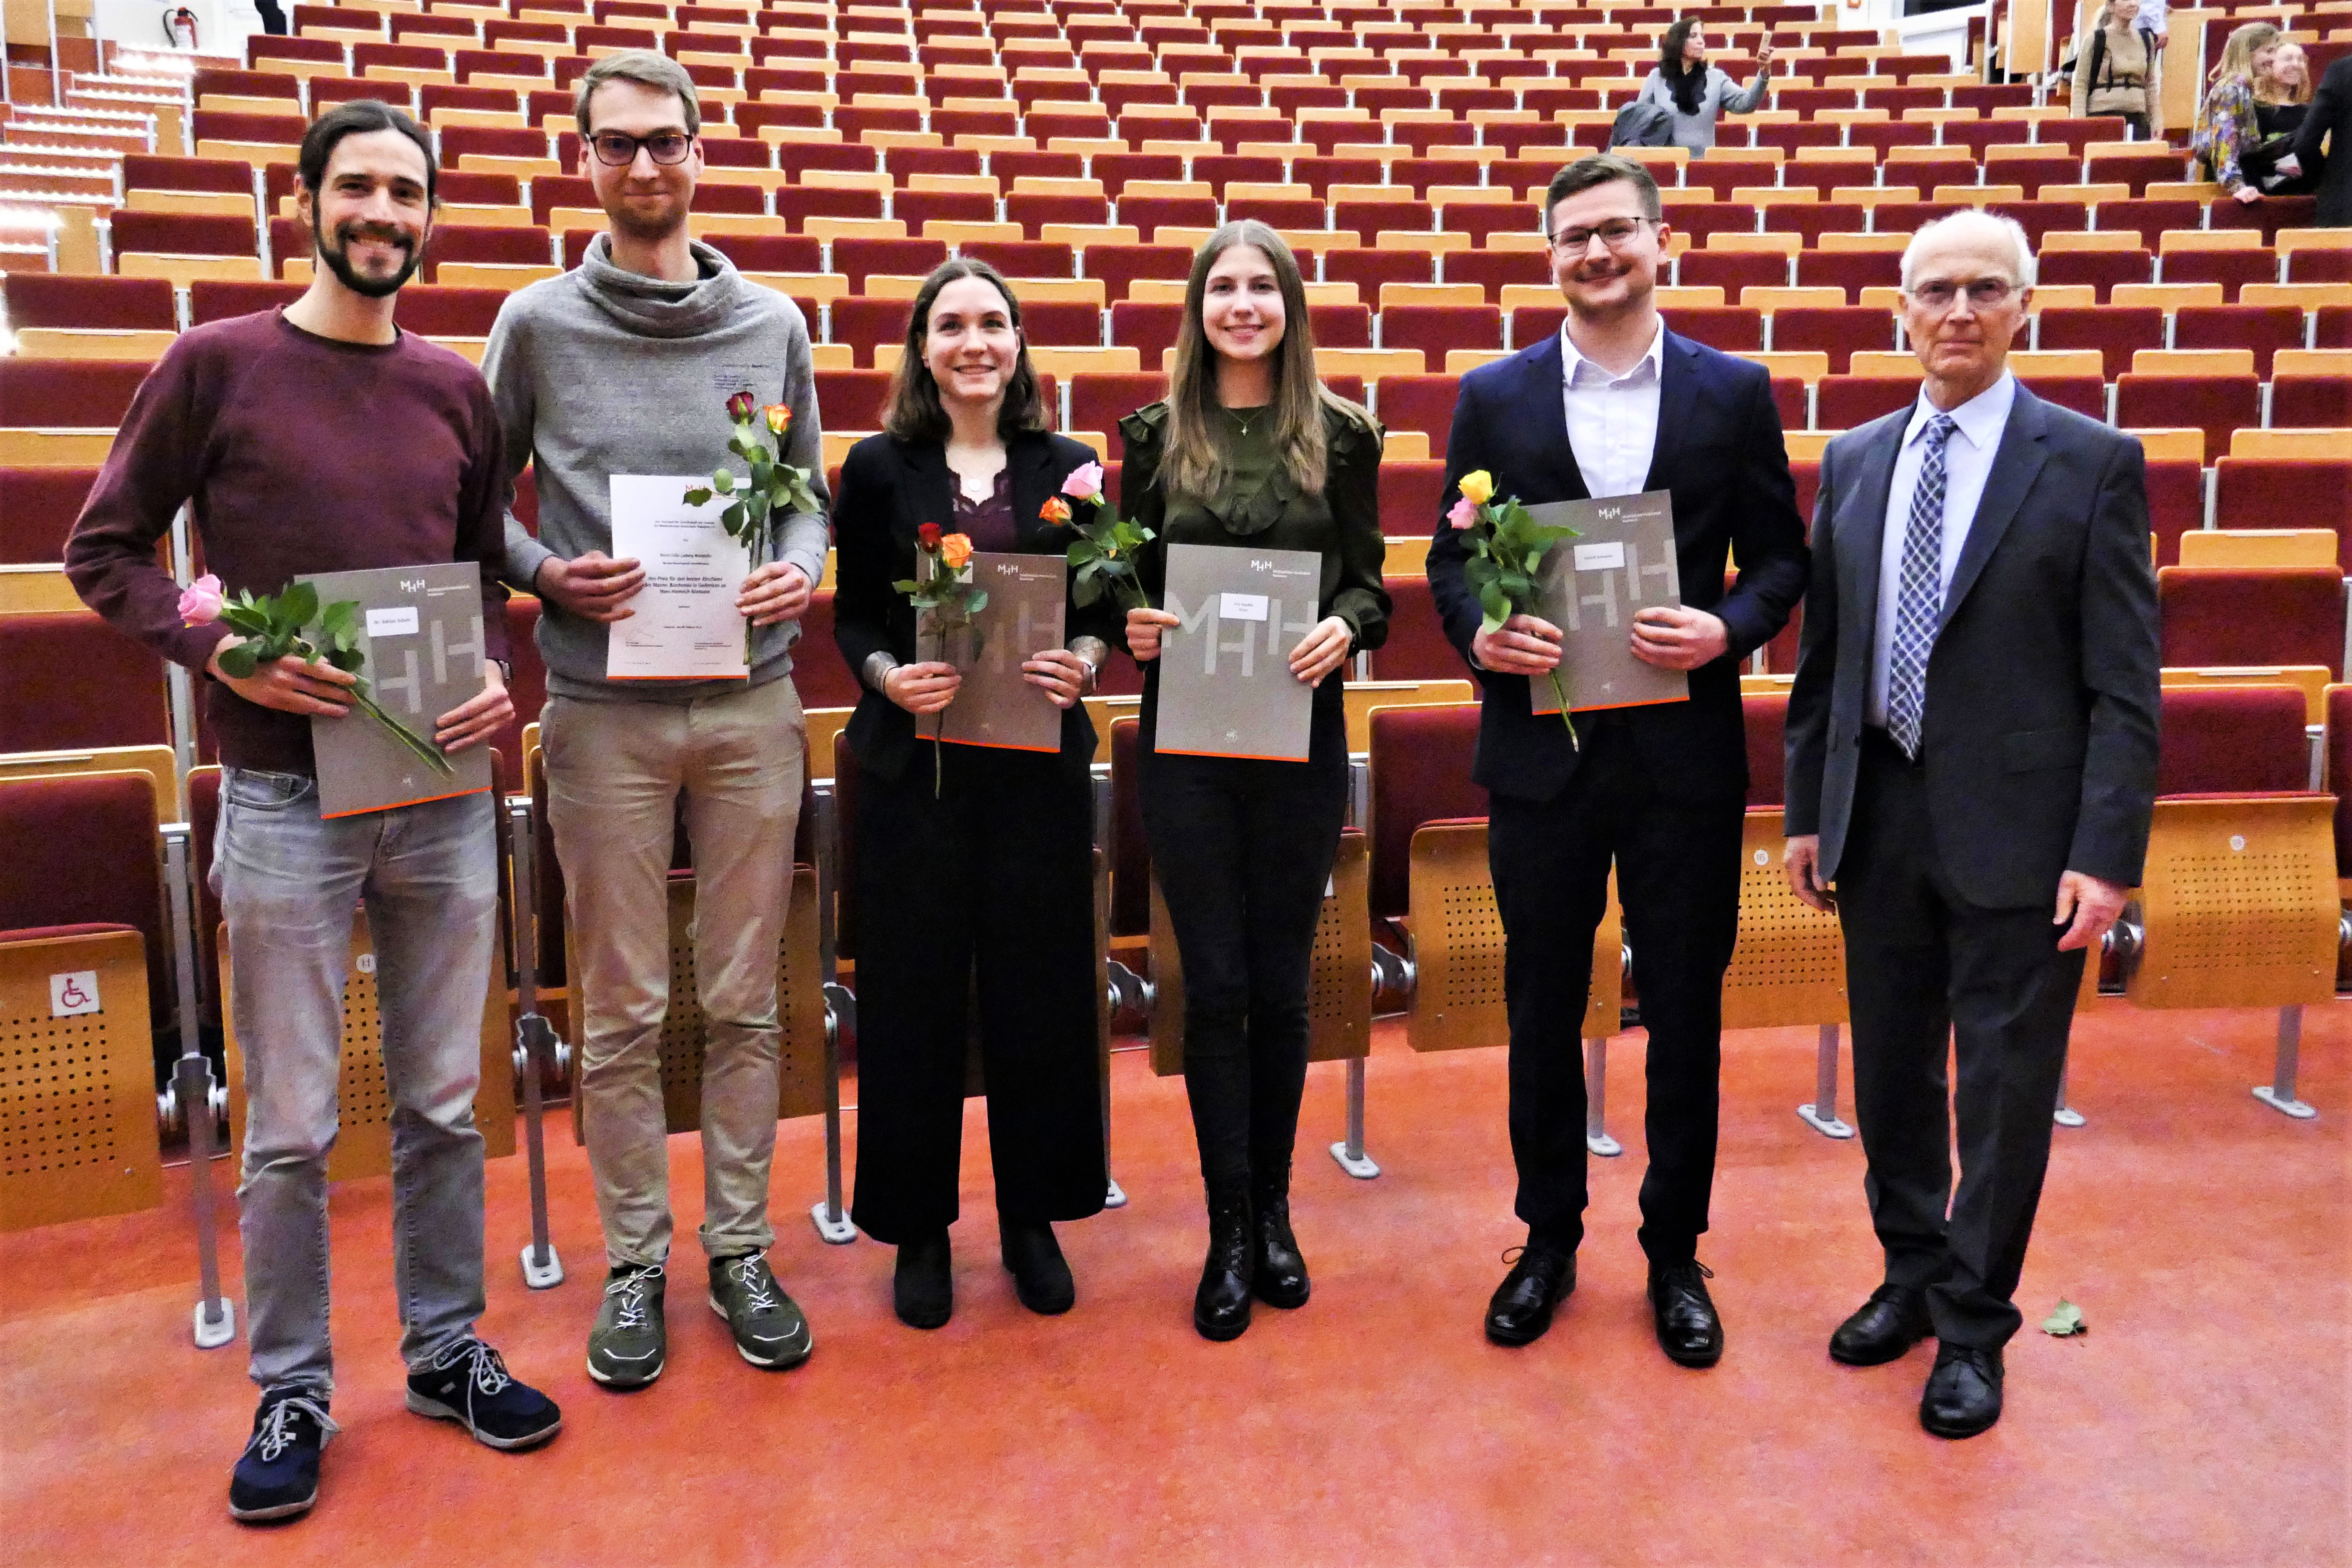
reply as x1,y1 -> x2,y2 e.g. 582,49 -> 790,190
832,259 -> 1117,1329
1121,222 -> 1389,1341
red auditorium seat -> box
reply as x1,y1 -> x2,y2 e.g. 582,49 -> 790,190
391,285 -> 508,339
495,596 -> 548,772
828,237 -> 947,292
0,468 -> 100,564
2322,307 -> 2351,348
187,278 -> 304,323
2160,247 -> 2278,299
1663,203 -> 1765,246
1381,304 -> 1502,359
2094,199 -> 2203,243
2016,375 -> 2106,420
1006,192 -> 1111,237
1326,248 -> 1436,296
1660,305 -> 1764,352
2158,566 -> 2347,678
1335,199 -> 1435,238
2272,377 -> 2352,431
1815,375 -> 1916,430
0,358 -> 151,427
1309,303 -> 1373,350
792,589 -> 863,710
2165,305 -> 2305,379
1445,248 -> 1548,303
1678,249 -> 1788,296
1795,248 -> 1900,296
1109,300 -> 1184,365
1106,716 -> 1150,936
831,297 -> 918,368
2114,375 -> 2260,463
1989,200 -> 2092,249
963,241 -> 1077,281
2084,150 -> 2192,196
1377,460 -> 1448,538
1191,157 -> 1285,198
1089,154 -> 1185,197
813,368 -> 893,432
1441,205 -> 1539,249
2,274 -> 174,329
1770,306 -> 1893,373
1068,372 -> 1168,448
894,189 -> 999,232
2143,458 -> 2207,567
703,233 -> 823,275
1082,243 -> 1194,304
1014,300 -> 1103,347
2037,248 -> 2154,300
1761,205 -> 1872,246
422,225 -> 555,280
0,772 -> 173,1027
1365,703 -> 1484,922
775,186 -> 887,227
2332,685 -> 2352,877
2206,194 -> 2318,242
1743,689 -> 1789,805
1370,574 -> 1462,681
1118,195 -> 1220,235
2213,459 -> 2352,561
1373,375 -> 1461,451
2034,305 -> 2163,379
2285,247 -> 2352,284
2156,685 -> 2312,795
0,612 -> 170,752
1985,155 -> 2079,198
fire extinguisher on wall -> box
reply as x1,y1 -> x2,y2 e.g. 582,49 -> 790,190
163,6 -> 198,49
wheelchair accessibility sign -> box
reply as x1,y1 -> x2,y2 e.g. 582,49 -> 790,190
50,970 -> 101,1018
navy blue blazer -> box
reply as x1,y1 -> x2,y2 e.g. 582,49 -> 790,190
1425,327 -> 1810,803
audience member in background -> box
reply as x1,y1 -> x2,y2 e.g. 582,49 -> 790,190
1119,221 -> 1389,1342
829,260 -> 1115,1329
1784,211 -> 2159,1440
1636,18 -> 1774,152
486,50 -> 827,1392
2192,22 -> 2285,198
2247,44 -> 2320,196
65,100 -> 559,1525
2069,0 -> 2163,138
1427,155 -> 1807,1368
2289,45 -> 2351,224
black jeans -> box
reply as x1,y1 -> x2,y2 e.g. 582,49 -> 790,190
1488,714 -> 1745,1265
1837,731 -> 2083,1350
1140,694 -> 1348,1191
849,741 -> 1106,1243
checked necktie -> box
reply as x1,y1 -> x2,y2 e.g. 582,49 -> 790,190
1885,412 -> 1958,760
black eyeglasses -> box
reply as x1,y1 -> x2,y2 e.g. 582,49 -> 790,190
587,131 -> 694,167
1549,216 -> 1653,252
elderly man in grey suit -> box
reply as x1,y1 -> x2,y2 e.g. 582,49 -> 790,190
1783,211 -> 2160,1439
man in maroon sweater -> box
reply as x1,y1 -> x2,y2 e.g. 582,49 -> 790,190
64,101 -> 561,1525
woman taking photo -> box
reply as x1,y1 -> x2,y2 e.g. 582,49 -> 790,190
832,258 -> 1115,1330
1636,19 -> 1774,152
2192,20 -> 2282,196
2069,0 -> 2164,137
1119,221 -> 1388,1341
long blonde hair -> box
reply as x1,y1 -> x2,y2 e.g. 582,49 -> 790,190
1161,221 -> 1363,501
2210,21 -> 2281,85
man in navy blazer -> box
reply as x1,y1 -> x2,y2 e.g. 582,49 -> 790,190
1784,211 -> 2158,1438
1426,155 -> 1808,1364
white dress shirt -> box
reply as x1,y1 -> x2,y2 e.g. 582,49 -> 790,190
1866,372 -> 2018,727
1559,320 -> 1665,501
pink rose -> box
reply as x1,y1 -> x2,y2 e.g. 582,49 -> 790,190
178,573 -> 225,624
1061,461 -> 1105,503
1447,496 -> 1479,531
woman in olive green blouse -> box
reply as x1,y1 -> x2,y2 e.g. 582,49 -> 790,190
1119,221 -> 1390,1341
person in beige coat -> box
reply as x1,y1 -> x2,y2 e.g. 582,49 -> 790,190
2071,0 -> 2165,137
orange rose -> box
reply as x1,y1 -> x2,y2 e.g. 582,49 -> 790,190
939,532 -> 974,570
1040,496 -> 1073,525
762,403 -> 790,435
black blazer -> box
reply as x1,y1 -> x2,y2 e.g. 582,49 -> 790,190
1783,384 -> 2160,908
1425,328 -> 1809,804
2291,55 -> 2352,226
833,427 -> 1118,784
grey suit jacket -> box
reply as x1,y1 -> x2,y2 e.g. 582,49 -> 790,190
1783,383 -> 2160,909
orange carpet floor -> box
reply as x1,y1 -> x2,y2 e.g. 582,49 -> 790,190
2,1001 -> 2344,1567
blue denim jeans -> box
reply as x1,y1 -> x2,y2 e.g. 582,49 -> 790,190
211,768 -> 499,1396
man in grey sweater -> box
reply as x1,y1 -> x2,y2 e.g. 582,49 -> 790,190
486,51 -> 827,1391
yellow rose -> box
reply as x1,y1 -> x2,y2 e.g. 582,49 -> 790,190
762,403 -> 791,435
1458,469 -> 1495,506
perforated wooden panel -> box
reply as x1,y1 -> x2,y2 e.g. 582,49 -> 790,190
223,912 -> 516,1183
0,930 -> 164,1231
2128,796 -> 2340,1010
1146,831 -> 1374,1077
1720,808 -> 1849,1031
1405,822 -> 1620,1054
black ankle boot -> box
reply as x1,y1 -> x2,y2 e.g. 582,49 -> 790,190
893,1229 -> 953,1330
1193,1185 -> 1253,1342
1249,1172 -> 1309,1309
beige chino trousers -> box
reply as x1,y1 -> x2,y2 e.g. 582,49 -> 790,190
543,676 -> 806,1268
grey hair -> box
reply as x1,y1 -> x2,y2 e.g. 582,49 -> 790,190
1899,210 -> 2037,293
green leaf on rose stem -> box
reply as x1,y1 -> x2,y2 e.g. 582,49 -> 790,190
891,578 -> 920,596
684,488 -> 713,507
713,467 -> 736,493
324,644 -> 364,673
721,500 -> 746,533
2041,1300 -> 2087,1337
1477,582 -> 1511,632
320,599 -> 358,638
750,459 -> 772,490
279,581 -> 318,629
1066,539 -> 1100,566
215,641 -> 259,679
966,588 -> 988,615
219,605 -> 272,636
1072,573 -> 1103,607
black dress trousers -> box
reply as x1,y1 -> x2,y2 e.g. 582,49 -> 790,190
1488,712 -> 1745,1265
848,740 -> 1107,1244
1836,731 -> 2084,1351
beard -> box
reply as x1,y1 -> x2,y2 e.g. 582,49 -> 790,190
608,189 -> 688,244
311,212 -> 421,299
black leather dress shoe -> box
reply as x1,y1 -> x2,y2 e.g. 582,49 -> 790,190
999,1218 -> 1075,1316
1484,1244 -> 1575,1346
1647,1260 -> 1724,1367
893,1229 -> 953,1330
1829,1284 -> 1934,1366
1920,1343 -> 2004,1438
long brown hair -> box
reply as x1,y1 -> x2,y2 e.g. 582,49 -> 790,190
1161,221 -> 1364,501
881,257 -> 1051,443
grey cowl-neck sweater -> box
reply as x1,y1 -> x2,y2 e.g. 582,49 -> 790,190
485,232 -> 831,703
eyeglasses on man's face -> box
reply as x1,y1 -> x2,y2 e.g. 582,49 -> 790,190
1549,216 -> 1653,253
1907,277 -> 2019,312
588,130 -> 694,167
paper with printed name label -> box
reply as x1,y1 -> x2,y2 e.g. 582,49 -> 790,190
1154,543 -> 1320,762
1526,490 -> 1690,716
920,552 -> 1069,753
606,475 -> 752,681
298,562 -> 496,819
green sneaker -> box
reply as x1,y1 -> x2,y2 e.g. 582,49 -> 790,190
585,1263 -> 666,1390
709,1250 -> 812,1369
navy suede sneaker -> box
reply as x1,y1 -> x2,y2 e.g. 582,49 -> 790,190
229,1388 -> 338,1523
404,1339 -> 562,1451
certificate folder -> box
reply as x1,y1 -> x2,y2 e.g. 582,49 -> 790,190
1153,543 -> 1321,762
920,551 -> 1068,753
604,474 -> 751,681
1524,490 -> 1691,716
298,562 -> 495,819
